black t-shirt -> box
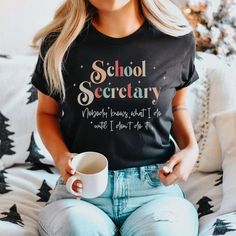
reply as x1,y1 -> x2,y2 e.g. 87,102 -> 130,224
31,19 -> 199,170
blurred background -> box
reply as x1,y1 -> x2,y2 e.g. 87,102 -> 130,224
0,0 -> 62,55
182,0 -> 236,62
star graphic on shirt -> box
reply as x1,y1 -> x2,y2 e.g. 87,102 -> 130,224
73,83 -> 76,87
90,121 -> 93,124
107,62 -> 110,66
163,76 -> 167,80
130,61 -> 133,65
153,66 -> 156,70
80,65 -> 84,68
108,82 -> 111,85
138,81 -> 141,84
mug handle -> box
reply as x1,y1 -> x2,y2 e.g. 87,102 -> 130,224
66,175 -> 82,196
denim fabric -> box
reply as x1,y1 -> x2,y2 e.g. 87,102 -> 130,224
38,163 -> 199,236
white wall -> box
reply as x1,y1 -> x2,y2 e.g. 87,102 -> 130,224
0,0 -> 62,55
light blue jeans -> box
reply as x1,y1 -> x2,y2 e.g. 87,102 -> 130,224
38,163 -> 199,236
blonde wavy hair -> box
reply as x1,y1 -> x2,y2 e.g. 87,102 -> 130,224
32,0 -> 192,102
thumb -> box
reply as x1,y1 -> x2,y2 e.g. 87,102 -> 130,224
162,155 -> 179,174
67,157 -> 75,175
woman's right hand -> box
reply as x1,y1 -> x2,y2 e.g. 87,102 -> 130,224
56,152 -> 83,199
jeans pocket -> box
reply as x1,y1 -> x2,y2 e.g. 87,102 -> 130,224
144,165 -> 164,188
145,170 -> 163,187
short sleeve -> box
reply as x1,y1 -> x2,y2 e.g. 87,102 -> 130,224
175,32 -> 200,91
31,32 -> 61,102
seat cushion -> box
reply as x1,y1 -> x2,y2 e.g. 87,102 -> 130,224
0,164 -> 59,236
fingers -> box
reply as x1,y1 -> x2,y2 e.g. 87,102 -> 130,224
73,180 -> 83,200
162,156 -> 179,175
61,153 -> 83,199
63,175 -> 83,199
159,169 -> 178,186
72,180 -> 83,193
63,172 -> 72,184
158,155 -> 180,186
66,158 -> 75,175
158,160 -> 191,186
63,157 -> 75,184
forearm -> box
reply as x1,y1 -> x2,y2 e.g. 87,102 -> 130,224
37,112 -> 70,165
170,105 -> 199,154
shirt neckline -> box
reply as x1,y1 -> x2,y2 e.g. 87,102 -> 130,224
89,18 -> 148,44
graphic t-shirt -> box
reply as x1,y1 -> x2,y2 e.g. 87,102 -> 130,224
31,19 -> 199,170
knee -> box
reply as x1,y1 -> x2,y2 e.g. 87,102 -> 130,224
122,214 -> 198,236
121,197 -> 199,236
149,197 -> 199,236
132,221 -> 197,236
38,199 -> 116,236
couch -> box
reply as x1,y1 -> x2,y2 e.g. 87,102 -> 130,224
0,52 -> 236,236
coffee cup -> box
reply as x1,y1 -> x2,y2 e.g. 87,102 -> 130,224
66,151 -> 108,199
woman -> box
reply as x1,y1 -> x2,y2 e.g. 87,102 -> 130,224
31,0 -> 200,235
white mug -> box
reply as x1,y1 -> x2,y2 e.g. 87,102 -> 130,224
66,151 -> 108,199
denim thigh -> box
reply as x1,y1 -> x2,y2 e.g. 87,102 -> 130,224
80,163 -> 187,227
40,163 -> 198,235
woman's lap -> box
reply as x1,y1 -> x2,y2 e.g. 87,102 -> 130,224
120,196 -> 198,236
38,163 -> 199,236
38,199 -> 118,236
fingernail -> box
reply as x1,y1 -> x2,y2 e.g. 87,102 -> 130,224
70,170 -> 75,175
77,183 -> 82,188
163,166 -> 172,174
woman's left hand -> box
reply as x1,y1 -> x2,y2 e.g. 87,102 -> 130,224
158,144 -> 199,186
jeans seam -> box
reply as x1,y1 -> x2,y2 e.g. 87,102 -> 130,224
145,174 -> 163,188
142,165 -> 164,188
